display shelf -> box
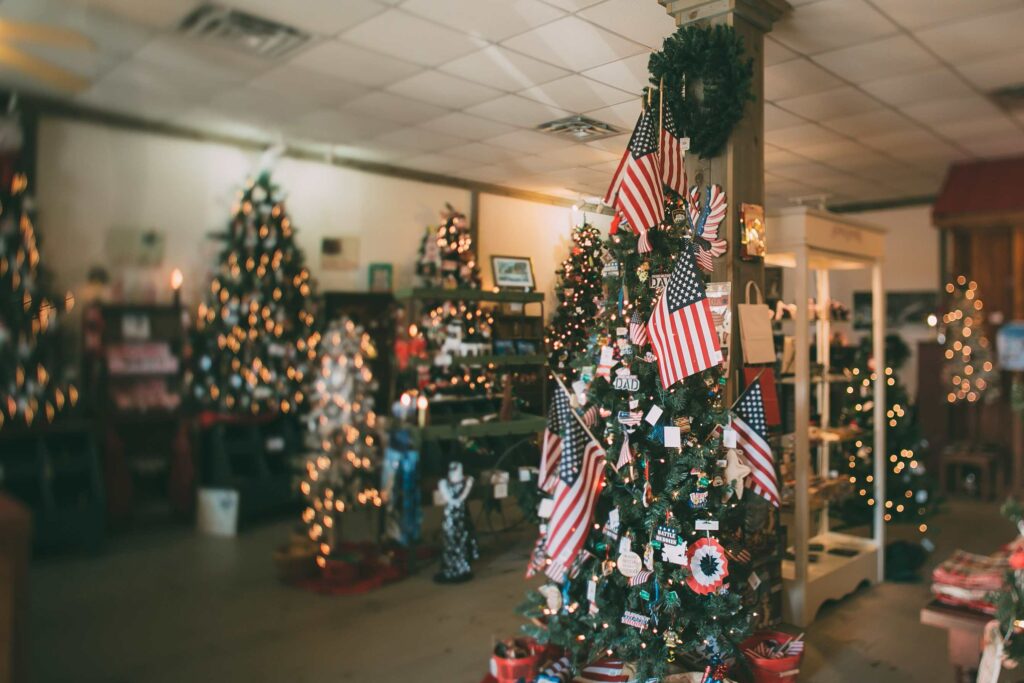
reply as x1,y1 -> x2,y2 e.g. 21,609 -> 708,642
409,353 -> 545,368
409,414 -> 545,445
766,206 -> 887,627
777,373 -> 850,385
396,287 -> 545,304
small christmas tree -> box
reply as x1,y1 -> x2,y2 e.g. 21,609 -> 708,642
546,221 -> 603,384
187,171 -> 317,415
837,334 -> 936,534
942,275 -> 998,405
414,205 -> 493,398
301,317 -> 381,568
0,147 -> 76,430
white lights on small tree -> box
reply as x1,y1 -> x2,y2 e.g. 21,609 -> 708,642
942,275 -> 998,404
301,317 -> 381,568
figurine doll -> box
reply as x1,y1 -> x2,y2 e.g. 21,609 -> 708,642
434,461 -> 479,583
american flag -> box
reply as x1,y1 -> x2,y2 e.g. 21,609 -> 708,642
628,569 -> 653,586
647,248 -> 722,388
539,389 -> 564,495
604,107 -> 664,252
629,309 -> 648,347
542,388 -> 606,582
538,656 -> 572,683
688,184 -> 728,272
574,659 -> 633,683
732,378 -> 780,507
661,104 -> 687,195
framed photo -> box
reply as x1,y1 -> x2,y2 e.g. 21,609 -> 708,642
490,255 -> 535,290
853,290 -> 938,330
368,263 -> 393,292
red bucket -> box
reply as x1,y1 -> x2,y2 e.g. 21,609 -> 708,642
490,638 -> 543,683
740,631 -> 803,683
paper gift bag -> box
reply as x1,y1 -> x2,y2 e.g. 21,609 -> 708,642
738,281 -> 776,365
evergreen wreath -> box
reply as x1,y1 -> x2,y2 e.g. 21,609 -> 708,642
648,23 -> 754,159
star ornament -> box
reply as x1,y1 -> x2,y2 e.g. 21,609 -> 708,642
723,448 -> 751,501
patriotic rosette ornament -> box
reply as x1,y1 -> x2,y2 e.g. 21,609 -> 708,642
686,536 -> 729,594
687,184 -> 728,272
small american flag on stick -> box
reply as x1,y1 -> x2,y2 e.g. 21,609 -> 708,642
733,377 -> 780,507
603,106 -> 664,253
629,309 -> 648,347
660,103 -> 687,195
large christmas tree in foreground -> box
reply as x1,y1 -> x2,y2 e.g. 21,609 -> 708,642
0,150 -> 76,430
546,221 -> 603,384
188,172 -> 317,415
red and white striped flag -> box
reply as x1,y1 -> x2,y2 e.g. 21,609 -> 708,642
543,389 -> 606,582
628,309 -> 648,347
732,377 -> 780,507
574,659 -> 634,682
688,184 -> 728,273
647,247 -> 722,388
538,655 -> 573,683
539,389 -> 564,495
604,107 -> 663,253
661,104 -> 687,195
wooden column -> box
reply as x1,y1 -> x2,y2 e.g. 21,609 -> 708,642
658,0 -> 790,398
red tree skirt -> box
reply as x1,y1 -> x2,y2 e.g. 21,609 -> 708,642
293,542 -> 437,596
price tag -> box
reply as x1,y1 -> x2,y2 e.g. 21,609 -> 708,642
587,578 -> 598,602
619,536 -> 632,555
493,483 -> 508,499
664,426 -> 681,447
518,467 -> 534,482
695,519 -> 720,531
538,498 -> 555,518
645,405 -> 663,425
722,427 -> 738,448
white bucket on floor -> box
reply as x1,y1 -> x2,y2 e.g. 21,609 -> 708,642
197,488 -> 239,537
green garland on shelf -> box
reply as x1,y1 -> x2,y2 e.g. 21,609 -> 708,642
648,23 -> 754,160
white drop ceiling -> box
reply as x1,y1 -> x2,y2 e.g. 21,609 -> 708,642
3,0 -> 1024,208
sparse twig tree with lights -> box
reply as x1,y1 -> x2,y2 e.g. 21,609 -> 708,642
187,171 -> 317,415
546,221 -> 603,384
942,275 -> 998,405
0,146 -> 77,430
301,317 -> 381,568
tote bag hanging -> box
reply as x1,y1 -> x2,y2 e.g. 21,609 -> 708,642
738,281 -> 776,365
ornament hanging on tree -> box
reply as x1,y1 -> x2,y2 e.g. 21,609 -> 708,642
687,184 -> 728,272
687,536 -> 729,594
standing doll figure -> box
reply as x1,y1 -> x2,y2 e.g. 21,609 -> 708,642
435,461 -> 479,583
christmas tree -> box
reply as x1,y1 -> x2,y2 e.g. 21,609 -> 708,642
301,317 -> 381,568
993,498 -> 1024,666
521,188 -> 754,680
187,171 -> 317,415
836,334 -> 935,534
0,149 -> 77,430
942,275 -> 998,405
414,205 -> 494,398
546,221 -> 603,384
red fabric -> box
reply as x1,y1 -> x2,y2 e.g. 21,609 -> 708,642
933,157 -> 1024,222
744,367 -> 781,426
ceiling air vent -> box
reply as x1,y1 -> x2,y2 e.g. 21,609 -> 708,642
177,3 -> 310,59
537,115 -> 622,142
989,84 -> 1024,112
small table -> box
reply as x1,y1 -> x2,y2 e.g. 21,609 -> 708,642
920,599 -> 992,683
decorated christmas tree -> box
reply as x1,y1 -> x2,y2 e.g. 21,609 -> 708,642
0,144 -> 76,430
992,498 -> 1024,667
836,334 -> 935,535
301,317 -> 381,568
942,275 -> 998,405
521,187 -> 758,679
546,221 -> 603,384
187,171 -> 317,415
414,205 -> 493,398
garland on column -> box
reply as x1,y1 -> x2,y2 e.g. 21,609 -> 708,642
546,221 -> 603,384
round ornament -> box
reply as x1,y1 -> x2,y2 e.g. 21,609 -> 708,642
686,536 -> 729,594
617,550 -> 643,578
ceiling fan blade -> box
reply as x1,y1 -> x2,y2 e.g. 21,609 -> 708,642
0,18 -> 95,50
0,43 -> 90,92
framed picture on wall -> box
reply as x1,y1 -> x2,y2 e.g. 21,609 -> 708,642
853,290 -> 938,329
368,263 -> 393,292
490,255 -> 535,290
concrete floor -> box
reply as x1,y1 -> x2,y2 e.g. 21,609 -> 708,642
29,499 -> 1010,682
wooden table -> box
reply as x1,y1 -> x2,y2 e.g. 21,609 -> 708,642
920,599 -> 992,683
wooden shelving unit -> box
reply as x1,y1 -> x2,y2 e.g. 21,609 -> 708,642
766,206 -> 887,627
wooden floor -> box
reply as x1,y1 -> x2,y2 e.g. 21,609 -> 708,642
29,499 -> 1009,682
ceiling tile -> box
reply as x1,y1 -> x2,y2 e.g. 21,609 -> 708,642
417,112 -> 517,140
439,45 -> 570,92
227,0 -> 385,35
765,59 -> 843,101
76,69 -> 193,123
372,128 -> 468,153
770,0 -> 897,55
540,0 -> 605,10
765,123 -> 845,150
249,64 -> 368,106
500,16 -> 646,72
861,66 -> 974,107
764,37 -> 797,66
387,70 -> 503,109
61,0 -> 189,29
502,154 -> 573,172
915,6 -> 1024,63
486,130 -> 575,154
334,144 -> 408,164
396,153 -> 469,174
765,103 -> 805,131
446,142 -> 523,163
401,0 -> 565,42
537,144 -> 618,166
900,95 -> 1003,126
582,53 -> 649,95
957,52 -> 1024,92
765,145 -> 808,167
812,35 -> 938,84
292,109 -> 400,142
870,0 -> 1020,30
795,140 -> 883,164
208,84 -> 320,125
584,100 -> 640,129
776,86 -> 880,121
459,164 -> 520,183
929,115 -> 1021,141
577,0 -> 677,49
133,36 -> 264,86
173,108 -> 274,141
343,92 -> 450,125
2,0 -> 153,53
81,58 -> 229,105
585,133 -> 629,153
822,109 -> 917,137
519,74 -> 634,112
290,40 -> 422,87
341,10 -> 487,67
859,128 -> 959,157
466,94 -> 571,127
958,134 -> 1024,158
